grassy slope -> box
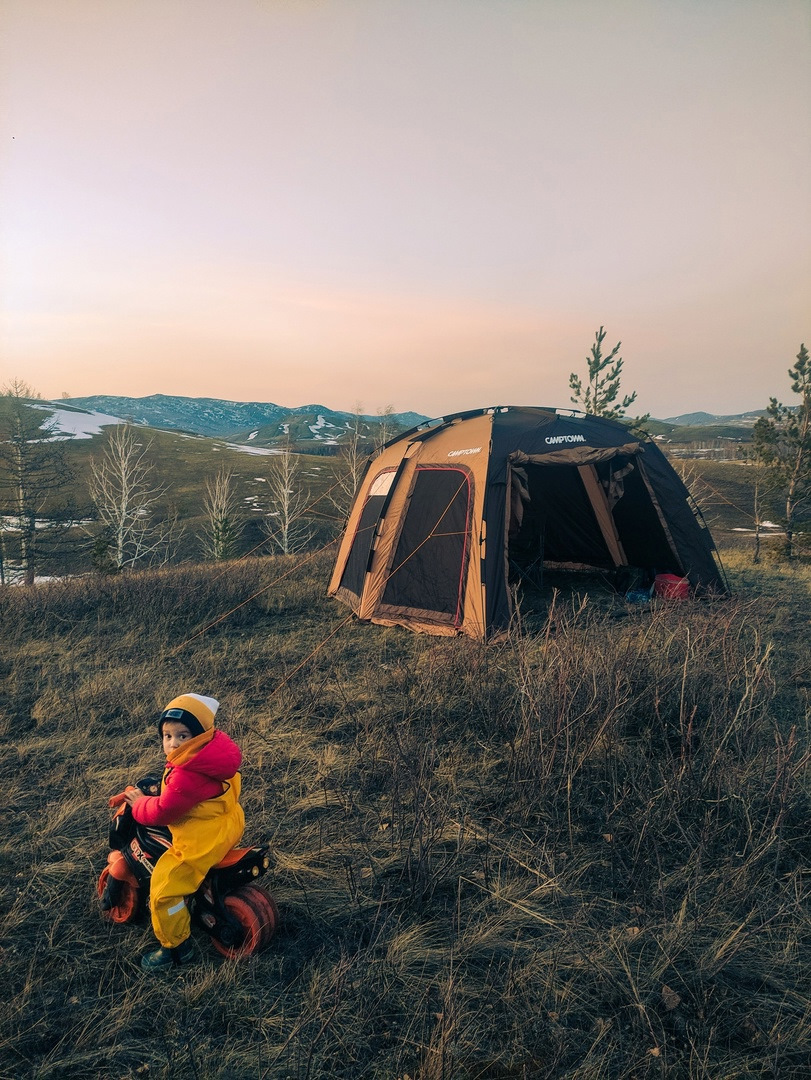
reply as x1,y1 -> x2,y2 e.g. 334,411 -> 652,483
662,423 -> 754,443
46,431 -> 346,570
64,429 -> 342,518
1,552 -> 809,1078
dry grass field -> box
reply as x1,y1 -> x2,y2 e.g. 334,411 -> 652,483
0,545 -> 809,1079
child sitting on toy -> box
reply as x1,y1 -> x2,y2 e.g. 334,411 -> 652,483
124,693 -> 244,972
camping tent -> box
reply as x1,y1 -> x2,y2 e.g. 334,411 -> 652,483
328,406 -> 726,640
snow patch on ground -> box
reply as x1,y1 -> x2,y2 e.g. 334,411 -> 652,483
224,443 -> 284,456
1,515 -> 88,531
732,522 -> 784,533
2,562 -> 68,586
248,431 -> 259,440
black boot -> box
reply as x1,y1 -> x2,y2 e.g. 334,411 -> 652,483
140,937 -> 195,973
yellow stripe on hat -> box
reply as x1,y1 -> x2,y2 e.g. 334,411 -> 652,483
162,694 -> 219,732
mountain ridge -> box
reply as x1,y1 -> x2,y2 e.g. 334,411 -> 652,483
59,394 -> 428,443
50,394 -> 766,445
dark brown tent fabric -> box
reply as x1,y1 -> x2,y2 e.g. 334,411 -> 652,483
328,406 -> 726,640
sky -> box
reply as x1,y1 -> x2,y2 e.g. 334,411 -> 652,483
1,0 -> 809,421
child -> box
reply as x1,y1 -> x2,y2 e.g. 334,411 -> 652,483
125,692 -> 245,972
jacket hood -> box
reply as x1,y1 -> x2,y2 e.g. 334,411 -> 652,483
167,729 -> 241,781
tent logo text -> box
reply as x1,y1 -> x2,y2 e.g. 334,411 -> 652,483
447,447 -> 482,457
545,434 -> 586,444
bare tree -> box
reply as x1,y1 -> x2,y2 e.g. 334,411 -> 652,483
0,379 -> 73,585
329,404 -> 372,518
201,467 -> 242,560
373,404 -> 401,455
263,444 -> 314,555
88,424 -> 172,571
740,447 -> 779,565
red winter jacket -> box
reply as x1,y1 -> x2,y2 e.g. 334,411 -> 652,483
132,729 -> 242,827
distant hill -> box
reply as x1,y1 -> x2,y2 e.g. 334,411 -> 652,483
58,395 -> 428,445
47,396 -> 769,450
664,410 -> 765,427
655,409 -> 768,451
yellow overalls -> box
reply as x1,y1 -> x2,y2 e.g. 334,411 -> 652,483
150,771 -> 245,948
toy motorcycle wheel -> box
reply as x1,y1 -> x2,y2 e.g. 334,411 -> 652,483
211,886 -> 278,959
97,867 -> 140,924
238,884 -> 279,947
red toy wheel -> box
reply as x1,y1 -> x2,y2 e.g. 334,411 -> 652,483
237,884 -> 279,946
210,893 -> 265,958
97,867 -> 140,924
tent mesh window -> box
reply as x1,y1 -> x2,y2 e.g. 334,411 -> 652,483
339,469 -> 397,600
382,465 -> 472,621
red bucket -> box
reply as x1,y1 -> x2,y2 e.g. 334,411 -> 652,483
654,574 -> 690,600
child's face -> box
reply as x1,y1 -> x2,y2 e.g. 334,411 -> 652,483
162,720 -> 194,754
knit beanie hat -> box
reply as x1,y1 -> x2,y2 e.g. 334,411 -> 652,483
158,693 -> 220,737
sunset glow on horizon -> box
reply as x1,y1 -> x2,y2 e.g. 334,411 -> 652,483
1,0 -> 809,420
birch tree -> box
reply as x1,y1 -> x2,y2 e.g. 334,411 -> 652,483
263,444 -> 313,555
329,407 -> 369,518
373,404 -> 400,455
88,424 -> 172,570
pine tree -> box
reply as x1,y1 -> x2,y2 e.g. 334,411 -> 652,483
751,344 -> 811,558
201,468 -> 242,560
569,327 -> 639,422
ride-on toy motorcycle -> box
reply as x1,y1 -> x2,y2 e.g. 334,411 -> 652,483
97,776 -> 278,958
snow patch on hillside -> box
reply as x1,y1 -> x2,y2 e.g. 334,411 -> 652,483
33,404 -> 124,439
307,415 -> 339,444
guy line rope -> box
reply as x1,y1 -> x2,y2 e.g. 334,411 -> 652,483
171,468 -> 472,700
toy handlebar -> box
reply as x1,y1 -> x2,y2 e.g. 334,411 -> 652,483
108,786 -> 139,808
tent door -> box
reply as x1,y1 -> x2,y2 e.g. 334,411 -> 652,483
577,464 -> 627,566
507,460 -> 629,574
379,464 -> 474,625
507,463 -> 545,588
